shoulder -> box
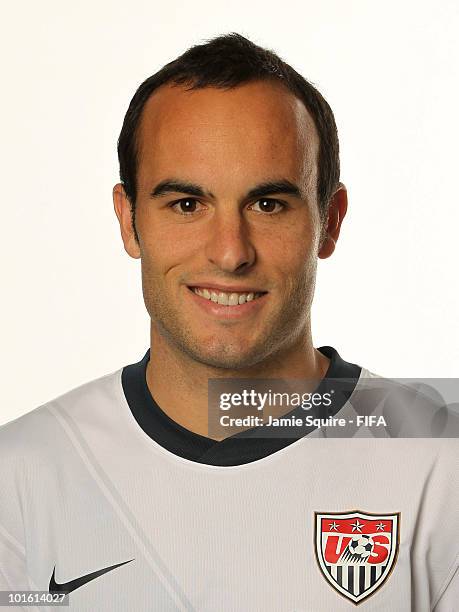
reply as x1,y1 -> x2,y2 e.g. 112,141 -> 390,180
0,367 -> 124,462
352,367 -> 459,440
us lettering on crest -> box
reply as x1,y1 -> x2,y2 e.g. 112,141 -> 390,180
314,510 -> 400,605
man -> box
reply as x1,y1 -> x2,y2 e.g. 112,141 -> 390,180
0,33 -> 457,611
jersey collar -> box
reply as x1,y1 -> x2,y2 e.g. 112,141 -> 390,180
122,346 -> 362,466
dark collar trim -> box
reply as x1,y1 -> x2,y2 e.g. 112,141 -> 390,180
122,346 -> 362,466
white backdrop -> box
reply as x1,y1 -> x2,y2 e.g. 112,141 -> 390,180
1,0 -> 458,424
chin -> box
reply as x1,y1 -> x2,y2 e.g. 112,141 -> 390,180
183,340 -> 266,371
154,313 -> 274,369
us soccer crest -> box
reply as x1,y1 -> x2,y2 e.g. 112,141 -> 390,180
314,510 -> 400,605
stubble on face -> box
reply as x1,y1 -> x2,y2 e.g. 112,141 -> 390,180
135,80 -> 322,372
140,252 -> 319,371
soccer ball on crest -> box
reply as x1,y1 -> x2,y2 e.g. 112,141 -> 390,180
342,534 -> 374,562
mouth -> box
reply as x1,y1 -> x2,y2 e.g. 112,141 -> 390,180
186,285 -> 268,320
187,285 -> 267,307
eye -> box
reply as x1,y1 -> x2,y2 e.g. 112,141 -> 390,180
249,198 -> 285,214
170,198 -> 204,215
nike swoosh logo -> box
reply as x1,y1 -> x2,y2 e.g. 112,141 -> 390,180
49,559 -> 134,593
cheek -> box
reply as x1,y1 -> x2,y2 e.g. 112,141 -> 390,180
283,254 -> 318,298
137,206 -> 204,265
258,221 -> 319,272
138,227 -> 198,282
268,230 -> 319,300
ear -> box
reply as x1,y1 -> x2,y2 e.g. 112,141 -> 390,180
113,183 -> 141,259
318,183 -> 348,259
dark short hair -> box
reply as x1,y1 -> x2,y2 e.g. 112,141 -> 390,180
117,32 -> 340,239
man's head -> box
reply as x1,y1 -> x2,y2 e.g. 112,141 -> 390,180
114,33 -> 347,370
117,32 -> 341,239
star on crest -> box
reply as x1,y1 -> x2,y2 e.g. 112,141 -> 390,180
329,521 -> 340,531
376,522 -> 386,531
351,520 -> 364,532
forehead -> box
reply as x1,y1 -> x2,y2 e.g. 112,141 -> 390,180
136,80 -> 319,191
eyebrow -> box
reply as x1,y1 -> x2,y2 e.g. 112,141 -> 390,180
149,178 -> 303,200
150,179 -> 214,199
246,180 -> 302,200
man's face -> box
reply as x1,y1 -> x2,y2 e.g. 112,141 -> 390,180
117,80 -> 332,369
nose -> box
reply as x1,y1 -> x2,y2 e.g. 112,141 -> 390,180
204,208 -> 256,274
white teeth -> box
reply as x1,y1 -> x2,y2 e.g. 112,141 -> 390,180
191,287 -> 263,306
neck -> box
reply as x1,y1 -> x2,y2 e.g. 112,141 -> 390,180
146,321 -> 330,440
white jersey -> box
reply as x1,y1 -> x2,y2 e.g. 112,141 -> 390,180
0,348 -> 458,611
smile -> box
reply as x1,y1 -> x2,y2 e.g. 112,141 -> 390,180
187,285 -> 270,323
189,286 -> 266,307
